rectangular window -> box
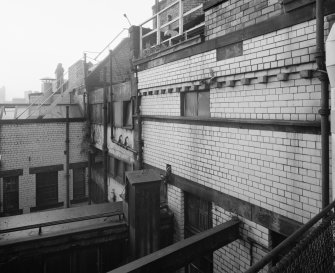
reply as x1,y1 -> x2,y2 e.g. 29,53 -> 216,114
113,102 -> 123,128
109,156 -> 132,184
36,171 -> 58,208
112,100 -> 133,128
90,103 -> 103,124
73,168 -> 86,200
123,101 -> 133,128
3,176 -> 19,214
182,91 -> 210,117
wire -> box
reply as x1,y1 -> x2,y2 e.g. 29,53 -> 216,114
94,28 -> 128,61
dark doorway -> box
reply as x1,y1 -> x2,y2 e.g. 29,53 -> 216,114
36,171 -> 58,208
185,192 -> 213,273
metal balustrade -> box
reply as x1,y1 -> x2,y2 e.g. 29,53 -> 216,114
246,199 -> 335,273
139,0 -> 204,57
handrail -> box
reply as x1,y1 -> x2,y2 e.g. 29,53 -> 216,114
16,70 -> 70,119
15,91 -> 47,119
245,199 -> 335,273
0,206 -> 123,234
25,84 -> 66,119
139,0 -> 204,57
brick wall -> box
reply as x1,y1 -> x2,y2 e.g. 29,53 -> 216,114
139,19 -> 321,121
213,205 -> 269,273
205,0 -> 283,40
136,7 -> 331,270
143,121 -> 323,224
0,121 -> 87,214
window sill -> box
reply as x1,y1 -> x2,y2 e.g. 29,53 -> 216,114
0,209 -> 23,217
30,202 -> 64,212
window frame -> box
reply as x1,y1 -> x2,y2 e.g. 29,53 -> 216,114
2,176 -> 20,216
109,156 -> 133,185
112,99 -> 133,129
181,90 -> 210,117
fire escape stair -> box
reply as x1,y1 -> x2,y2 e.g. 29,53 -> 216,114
36,88 -> 73,119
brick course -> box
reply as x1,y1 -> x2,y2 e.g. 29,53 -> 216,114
0,121 -> 87,214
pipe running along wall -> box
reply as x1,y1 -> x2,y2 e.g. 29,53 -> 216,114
316,0 -> 331,209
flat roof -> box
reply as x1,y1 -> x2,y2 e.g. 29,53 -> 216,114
0,202 -> 124,245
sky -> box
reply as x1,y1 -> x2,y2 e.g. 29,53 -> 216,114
0,0 -> 155,100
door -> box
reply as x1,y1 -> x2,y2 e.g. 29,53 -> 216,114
3,176 -> 19,214
185,193 -> 213,273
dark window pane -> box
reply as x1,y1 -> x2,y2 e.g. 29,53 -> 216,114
198,91 -> 210,117
113,102 -> 123,128
3,176 -> 19,212
109,156 -> 116,177
115,159 -> 125,184
73,168 -> 86,200
36,172 -> 58,207
184,92 -> 198,117
124,101 -> 133,127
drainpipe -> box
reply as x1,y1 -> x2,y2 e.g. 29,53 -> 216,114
135,65 -> 143,170
109,50 -> 114,141
84,53 -> 92,205
103,66 -> 109,202
65,106 -> 70,208
316,0 -> 330,209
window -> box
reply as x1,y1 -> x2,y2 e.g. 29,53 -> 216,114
36,171 -> 58,208
73,168 -> 86,201
109,156 -> 132,184
182,91 -> 210,117
3,176 -> 19,215
112,100 -> 133,128
90,103 -> 103,124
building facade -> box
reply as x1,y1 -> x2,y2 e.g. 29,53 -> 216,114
131,0 -> 335,272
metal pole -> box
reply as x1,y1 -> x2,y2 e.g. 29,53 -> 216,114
316,0 -> 330,209
103,67 -> 109,202
66,106 -> 70,208
84,53 -> 92,205
135,65 -> 143,170
109,50 -> 114,140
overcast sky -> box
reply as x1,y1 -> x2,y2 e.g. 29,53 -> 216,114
0,0 -> 154,100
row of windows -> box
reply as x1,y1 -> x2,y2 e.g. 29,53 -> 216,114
0,168 -> 86,216
90,90 -> 210,126
90,100 -> 133,128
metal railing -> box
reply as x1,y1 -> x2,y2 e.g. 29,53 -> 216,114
245,199 -> 335,273
139,0 -> 204,57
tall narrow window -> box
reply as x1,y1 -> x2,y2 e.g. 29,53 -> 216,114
182,91 -> 210,117
36,171 -> 58,208
3,176 -> 19,215
73,168 -> 86,201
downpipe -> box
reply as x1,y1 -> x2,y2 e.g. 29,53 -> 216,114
316,0 -> 330,209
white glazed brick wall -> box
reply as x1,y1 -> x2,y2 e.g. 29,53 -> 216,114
140,93 -> 180,116
143,121 -> 325,224
211,76 -> 321,121
167,184 -> 185,242
213,205 -> 269,273
0,122 -> 87,213
139,20 -> 317,90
